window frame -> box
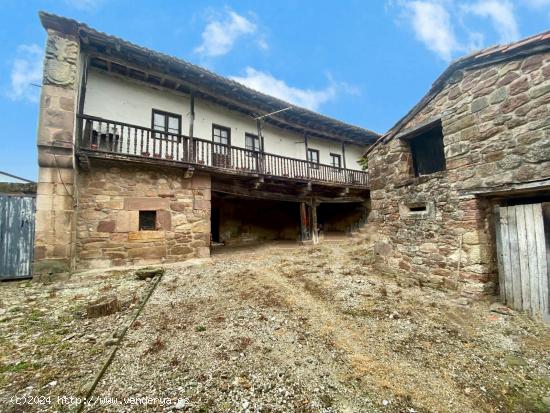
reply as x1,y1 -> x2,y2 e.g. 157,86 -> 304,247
307,148 -> 320,169
151,109 -> 182,141
212,124 -> 231,146
400,120 -> 446,177
139,210 -> 157,231
330,153 -> 342,169
245,133 -> 260,152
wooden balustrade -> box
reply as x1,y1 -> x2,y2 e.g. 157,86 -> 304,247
77,114 -> 368,187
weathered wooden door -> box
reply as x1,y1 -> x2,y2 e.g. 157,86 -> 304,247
0,195 -> 35,280
495,203 -> 549,321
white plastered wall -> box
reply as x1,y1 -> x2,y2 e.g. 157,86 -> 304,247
83,69 -> 366,170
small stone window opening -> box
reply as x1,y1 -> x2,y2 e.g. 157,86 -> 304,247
408,122 -> 446,177
139,210 -> 157,231
409,205 -> 427,212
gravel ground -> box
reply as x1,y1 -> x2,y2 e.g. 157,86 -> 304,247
1,241 -> 550,412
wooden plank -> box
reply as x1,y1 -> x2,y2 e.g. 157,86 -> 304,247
524,203 -> 540,315
495,206 -> 505,301
501,207 -> 514,306
507,206 -> 523,311
515,205 -> 531,313
535,203 -> 549,321
496,207 -> 509,304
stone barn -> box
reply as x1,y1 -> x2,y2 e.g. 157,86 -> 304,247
366,31 -> 550,316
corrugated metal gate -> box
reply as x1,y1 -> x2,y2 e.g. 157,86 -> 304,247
0,195 -> 35,280
495,203 -> 550,321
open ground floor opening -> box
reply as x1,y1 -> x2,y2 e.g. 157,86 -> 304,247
211,191 -> 367,247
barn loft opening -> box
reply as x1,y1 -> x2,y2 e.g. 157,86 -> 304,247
407,121 -> 446,177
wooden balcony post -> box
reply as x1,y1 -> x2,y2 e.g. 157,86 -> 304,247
342,141 -> 347,169
257,118 -> 264,173
311,197 -> 319,244
188,92 -> 195,163
304,131 -> 310,179
300,202 -> 309,241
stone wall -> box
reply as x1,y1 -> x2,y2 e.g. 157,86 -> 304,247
367,51 -> 550,296
34,29 -> 81,276
76,162 -> 211,269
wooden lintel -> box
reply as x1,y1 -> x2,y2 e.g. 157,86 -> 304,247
78,154 -> 91,171
184,167 -> 195,179
339,187 -> 350,196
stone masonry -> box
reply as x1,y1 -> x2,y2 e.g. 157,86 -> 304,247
367,51 -> 550,297
34,29 -> 80,276
76,162 -> 211,270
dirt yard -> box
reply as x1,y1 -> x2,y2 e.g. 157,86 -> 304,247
1,241 -> 549,412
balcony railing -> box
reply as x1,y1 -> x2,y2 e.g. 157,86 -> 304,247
77,114 -> 369,187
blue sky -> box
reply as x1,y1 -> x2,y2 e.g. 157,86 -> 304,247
1,0 -> 549,181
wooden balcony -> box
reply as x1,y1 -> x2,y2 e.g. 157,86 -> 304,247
76,114 -> 369,188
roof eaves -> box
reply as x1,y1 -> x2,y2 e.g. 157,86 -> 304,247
39,11 -> 380,144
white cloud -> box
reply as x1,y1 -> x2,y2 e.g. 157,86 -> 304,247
230,67 -> 357,111
195,11 -> 260,57
7,44 -> 43,103
402,1 -> 460,61
462,0 -> 519,43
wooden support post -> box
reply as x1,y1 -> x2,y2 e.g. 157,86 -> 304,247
300,202 -> 309,241
342,141 -> 347,169
311,197 -> 319,244
304,131 -> 310,179
189,92 -> 195,162
257,118 -> 264,173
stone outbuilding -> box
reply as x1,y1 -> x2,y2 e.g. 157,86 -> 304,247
366,31 -> 550,307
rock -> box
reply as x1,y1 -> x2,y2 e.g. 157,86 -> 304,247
490,302 -> 514,316
135,267 -> 165,280
174,398 -> 187,410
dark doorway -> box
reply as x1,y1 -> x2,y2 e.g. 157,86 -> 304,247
317,202 -> 365,234
211,192 -> 301,246
211,207 -> 220,242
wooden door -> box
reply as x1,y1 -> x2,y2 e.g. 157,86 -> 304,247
0,195 -> 35,280
495,203 -> 549,321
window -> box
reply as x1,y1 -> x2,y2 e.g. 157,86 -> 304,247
408,122 -> 446,177
330,153 -> 341,168
152,110 -> 181,140
245,133 -> 260,152
212,124 -> 230,146
139,210 -> 157,231
307,148 -> 319,168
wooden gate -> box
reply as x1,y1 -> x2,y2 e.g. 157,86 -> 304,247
0,195 -> 35,280
495,203 -> 549,321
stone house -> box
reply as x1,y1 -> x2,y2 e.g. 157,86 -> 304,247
366,31 -> 550,314
34,12 -> 376,275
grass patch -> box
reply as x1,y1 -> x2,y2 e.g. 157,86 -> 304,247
0,361 -> 41,373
